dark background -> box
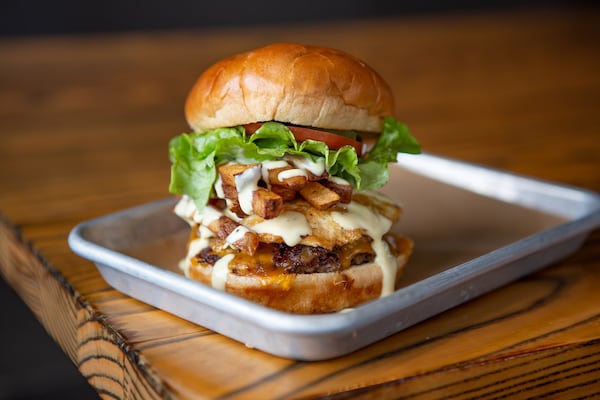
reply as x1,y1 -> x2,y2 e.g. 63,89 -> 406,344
0,0 -> 593,37
0,1 -> 595,399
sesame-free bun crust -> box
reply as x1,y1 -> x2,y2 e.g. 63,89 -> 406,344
187,246 -> 411,314
185,43 -> 394,133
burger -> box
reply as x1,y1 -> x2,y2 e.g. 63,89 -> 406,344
169,43 -> 420,313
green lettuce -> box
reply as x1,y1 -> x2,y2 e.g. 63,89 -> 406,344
358,116 -> 421,190
169,117 -> 420,209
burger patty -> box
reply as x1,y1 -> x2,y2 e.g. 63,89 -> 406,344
195,239 -> 376,274
274,244 -> 341,274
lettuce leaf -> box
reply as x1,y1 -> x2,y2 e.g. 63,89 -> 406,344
357,116 -> 421,190
169,117 -> 420,209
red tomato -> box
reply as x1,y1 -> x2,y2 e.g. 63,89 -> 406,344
243,123 -> 363,156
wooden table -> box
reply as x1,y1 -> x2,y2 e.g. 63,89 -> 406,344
1,5 -> 599,399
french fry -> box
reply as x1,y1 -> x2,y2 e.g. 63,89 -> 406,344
306,170 -> 329,181
206,215 -> 259,255
229,228 -> 259,256
208,197 -> 227,210
252,188 -> 283,219
215,162 -> 349,215
218,163 -> 259,200
207,215 -> 239,239
270,184 -> 297,201
267,166 -> 308,190
299,181 -> 341,210
322,180 -> 353,203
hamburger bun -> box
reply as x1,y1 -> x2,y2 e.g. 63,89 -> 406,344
185,42 -> 394,133
187,245 -> 412,314
170,43 -> 420,314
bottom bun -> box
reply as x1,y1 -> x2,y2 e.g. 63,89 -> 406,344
187,244 -> 412,313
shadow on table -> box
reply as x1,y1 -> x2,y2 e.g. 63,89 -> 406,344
0,278 -> 98,400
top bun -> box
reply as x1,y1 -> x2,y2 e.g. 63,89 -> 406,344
185,43 -> 394,133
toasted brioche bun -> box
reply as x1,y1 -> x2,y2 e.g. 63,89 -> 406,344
187,238 -> 412,314
185,43 -> 394,133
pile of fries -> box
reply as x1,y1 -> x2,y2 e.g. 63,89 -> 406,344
218,162 -> 352,219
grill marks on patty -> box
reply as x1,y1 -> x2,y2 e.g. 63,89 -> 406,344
194,236 -> 376,275
274,244 -> 341,274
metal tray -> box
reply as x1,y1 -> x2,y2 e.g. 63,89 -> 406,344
68,153 -> 600,360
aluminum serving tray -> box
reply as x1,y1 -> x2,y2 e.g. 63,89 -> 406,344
68,153 -> 600,360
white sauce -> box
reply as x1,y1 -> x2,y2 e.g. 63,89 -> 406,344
251,211 -> 311,246
223,206 -> 243,223
234,165 -> 262,215
212,253 -> 234,290
180,225 -> 214,276
262,160 -> 290,169
214,174 -> 225,198
287,155 -> 326,177
192,211 -> 203,224
331,201 -> 397,297
179,161 -> 401,295
226,225 -> 250,247
261,160 -> 289,187
201,205 -> 222,226
173,196 -> 197,226
328,176 -> 350,186
178,259 -> 190,276
278,168 -> 308,181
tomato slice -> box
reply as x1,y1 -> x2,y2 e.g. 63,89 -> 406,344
243,123 -> 363,156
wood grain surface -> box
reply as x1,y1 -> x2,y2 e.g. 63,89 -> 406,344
1,5 -> 600,399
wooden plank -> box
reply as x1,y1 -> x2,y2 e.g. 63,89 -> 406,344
2,213 -> 599,398
1,6 -> 599,399
0,216 -> 166,399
